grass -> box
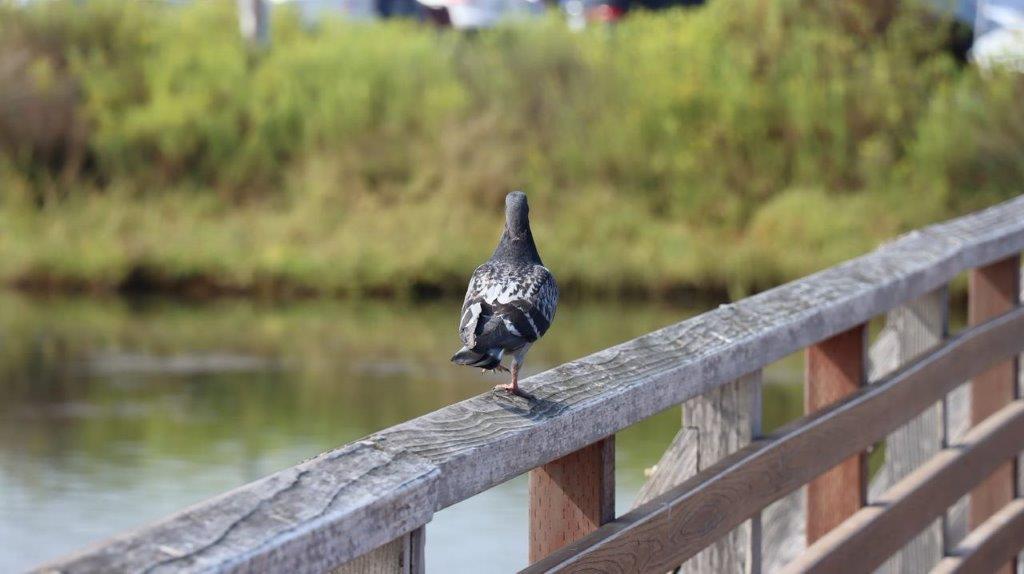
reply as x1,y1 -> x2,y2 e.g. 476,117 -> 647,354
1,0 -> 1022,299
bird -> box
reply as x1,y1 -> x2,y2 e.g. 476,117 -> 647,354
451,191 -> 558,396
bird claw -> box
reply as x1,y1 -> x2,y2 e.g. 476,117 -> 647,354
493,383 -> 524,397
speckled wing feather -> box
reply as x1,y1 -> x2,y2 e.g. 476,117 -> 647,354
459,262 -> 558,351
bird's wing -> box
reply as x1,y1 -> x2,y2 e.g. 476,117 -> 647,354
529,265 -> 558,333
501,265 -> 557,342
485,264 -> 558,344
459,263 -> 558,349
459,263 -> 495,348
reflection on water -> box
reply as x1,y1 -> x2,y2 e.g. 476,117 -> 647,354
0,293 -> 804,572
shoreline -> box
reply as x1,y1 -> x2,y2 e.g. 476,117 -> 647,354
4,273 -> 734,305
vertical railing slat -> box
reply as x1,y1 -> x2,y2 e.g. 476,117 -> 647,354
333,526 -> 425,574
679,371 -> 761,574
805,324 -> 867,544
628,371 -> 761,573
528,436 -> 615,563
871,287 -> 949,572
968,255 -> 1020,574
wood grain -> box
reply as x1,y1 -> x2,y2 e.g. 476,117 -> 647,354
529,437 -> 615,563
632,372 -> 761,573
932,499 -> 1024,574
780,401 -> 1024,574
870,288 -> 948,573
332,527 -> 423,574
331,536 -> 405,574
761,491 -> 804,572
521,306 -> 1024,574
37,441 -> 438,574
805,325 -> 866,543
39,196 -> 1024,574
968,256 -> 1020,574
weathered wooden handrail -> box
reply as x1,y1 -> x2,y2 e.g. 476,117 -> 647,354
521,306 -> 1024,573
40,195 -> 1024,573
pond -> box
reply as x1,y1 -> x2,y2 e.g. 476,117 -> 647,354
0,293 -> 806,572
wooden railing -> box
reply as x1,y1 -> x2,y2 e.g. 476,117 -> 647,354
40,195 -> 1024,574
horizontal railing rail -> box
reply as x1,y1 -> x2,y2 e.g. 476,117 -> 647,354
40,195 -> 1024,574
783,401 -> 1024,574
521,307 -> 1024,573
932,499 -> 1024,574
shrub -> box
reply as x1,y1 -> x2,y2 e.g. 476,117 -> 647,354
0,0 -> 1021,297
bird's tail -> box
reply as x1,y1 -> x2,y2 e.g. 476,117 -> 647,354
451,346 -> 503,370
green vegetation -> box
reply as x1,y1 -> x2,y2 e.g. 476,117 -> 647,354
1,0 -> 1021,298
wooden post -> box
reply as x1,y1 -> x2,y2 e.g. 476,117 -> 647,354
805,324 -> 867,543
872,288 -> 948,571
333,527 -> 425,574
682,372 -> 762,574
968,255 -> 1020,574
630,371 -> 761,573
529,437 -> 615,563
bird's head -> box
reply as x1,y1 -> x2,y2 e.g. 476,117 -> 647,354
505,191 -> 530,238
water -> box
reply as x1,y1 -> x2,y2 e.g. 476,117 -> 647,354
0,293 -> 805,572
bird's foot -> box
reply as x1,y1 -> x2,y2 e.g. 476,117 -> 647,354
493,382 -> 523,396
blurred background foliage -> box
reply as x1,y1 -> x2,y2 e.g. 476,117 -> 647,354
1,0 -> 1022,299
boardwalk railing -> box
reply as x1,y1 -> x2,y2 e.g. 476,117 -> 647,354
42,195 -> 1024,574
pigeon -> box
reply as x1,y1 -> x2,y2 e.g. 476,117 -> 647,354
451,191 -> 558,396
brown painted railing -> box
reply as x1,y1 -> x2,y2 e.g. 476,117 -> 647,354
39,195 -> 1024,574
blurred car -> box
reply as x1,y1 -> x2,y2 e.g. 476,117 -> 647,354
561,0 -> 703,28
275,0 -> 420,21
415,0 -> 546,28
